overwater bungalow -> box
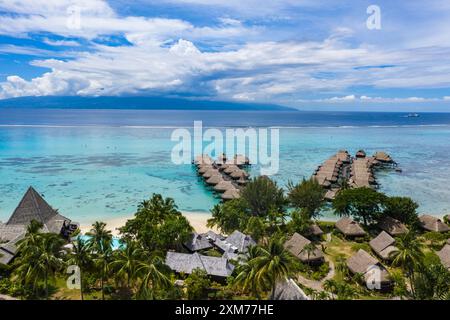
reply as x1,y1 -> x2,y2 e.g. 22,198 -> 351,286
355,150 -> 367,158
273,278 -> 310,300
198,165 -> 213,174
221,188 -> 240,201
213,181 -> 235,193
202,168 -> 220,179
194,154 -> 214,166
206,174 -> 223,185
0,187 -> 77,265
346,249 -> 392,291
230,169 -> 249,180
224,165 -> 240,174
437,245 -> 450,270
284,233 -> 324,264
369,231 -> 398,260
419,215 -> 450,233
374,151 -> 395,165
377,216 -> 409,236
165,252 -> 235,280
335,217 -> 367,238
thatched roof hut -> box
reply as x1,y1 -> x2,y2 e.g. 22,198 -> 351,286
194,155 -> 214,166
224,165 -> 240,174
355,150 -> 367,158
273,278 -> 310,300
369,231 -> 398,260
284,233 -> 324,264
165,252 -> 234,278
230,169 -> 249,180
374,151 -> 393,163
378,216 -> 409,236
419,215 -> 450,232
213,180 -> 235,192
221,188 -> 240,201
305,224 -> 324,237
335,217 -> 367,237
202,168 -> 220,179
437,245 -> 450,269
198,165 -> 213,174
206,174 -> 223,185
347,249 -> 392,289
234,154 -> 250,166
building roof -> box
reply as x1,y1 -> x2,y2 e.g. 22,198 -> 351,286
273,278 -> 310,300
165,252 -> 235,278
183,233 -> 214,252
369,231 -> 398,260
6,187 -> 71,234
306,224 -> 324,237
347,249 -> 392,284
437,245 -> 450,269
378,216 -> 409,236
419,215 -> 450,233
284,233 -> 324,263
214,230 -> 256,254
335,217 -> 367,237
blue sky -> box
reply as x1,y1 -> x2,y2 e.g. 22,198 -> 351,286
0,0 -> 450,111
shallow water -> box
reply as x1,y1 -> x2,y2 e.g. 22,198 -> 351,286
0,109 -> 449,224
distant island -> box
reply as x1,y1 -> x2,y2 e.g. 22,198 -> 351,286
0,96 -> 295,111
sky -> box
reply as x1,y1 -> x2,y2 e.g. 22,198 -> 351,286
0,0 -> 450,111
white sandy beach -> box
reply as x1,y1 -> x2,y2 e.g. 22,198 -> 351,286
79,211 -> 215,237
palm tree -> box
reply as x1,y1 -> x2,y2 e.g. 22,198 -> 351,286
251,238 -> 297,299
301,243 -> 317,266
335,255 -> 349,278
87,221 -> 113,300
136,255 -> 171,299
67,237 -> 92,300
234,246 -> 261,299
390,231 -> 424,298
110,240 -> 144,290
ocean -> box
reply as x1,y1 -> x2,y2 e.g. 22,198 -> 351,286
1,108 -> 450,225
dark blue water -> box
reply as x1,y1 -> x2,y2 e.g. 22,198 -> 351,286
1,109 -> 450,127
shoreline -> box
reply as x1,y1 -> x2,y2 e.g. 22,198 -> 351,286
79,211 -> 215,237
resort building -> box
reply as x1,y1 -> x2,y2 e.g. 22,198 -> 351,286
273,278 -> 310,300
377,216 -> 409,236
165,252 -> 235,280
214,230 -> 256,260
284,233 -> 324,264
0,187 -> 77,265
369,231 -> 398,260
437,245 -> 450,270
305,224 -> 324,238
335,217 -> 367,238
346,249 -> 392,291
183,232 -> 215,252
419,215 -> 450,233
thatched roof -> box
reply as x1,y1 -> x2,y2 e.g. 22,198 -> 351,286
165,252 -> 234,278
213,180 -> 235,192
221,188 -> 240,200
224,165 -> 239,174
183,233 -> 214,252
355,150 -> 366,158
335,217 -> 367,237
284,233 -> 324,263
306,224 -> 324,237
369,231 -> 398,260
206,174 -> 223,185
378,216 -> 409,236
198,165 -> 213,174
214,230 -> 256,255
273,278 -> 310,300
437,245 -> 450,269
230,169 -> 249,179
419,215 -> 450,232
374,151 -> 393,163
202,168 -> 219,179
194,155 -> 213,165
347,249 -> 391,285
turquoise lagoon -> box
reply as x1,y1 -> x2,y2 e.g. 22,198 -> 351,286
1,109 -> 450,225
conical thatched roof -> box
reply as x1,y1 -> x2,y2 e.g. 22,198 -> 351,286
224,165 -> 239,174
230,169 -> 249,179
198,165 -> 213,174
284,233 -> 324,263
355,150 -> 366,158
437,245 -> 450,269
419,215 -> 450,232
221,188 -> 240,200
213,180 -> 235,192
374,151 -> 393,163
206,174 -> 223,185
202,168 -> 219,179
194,155 -> 214,165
